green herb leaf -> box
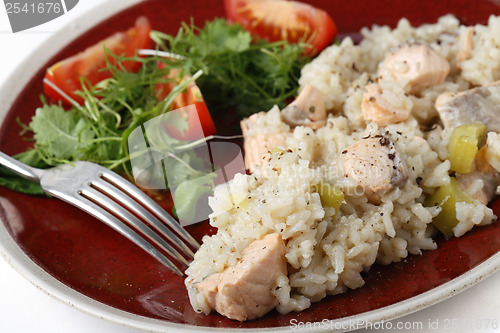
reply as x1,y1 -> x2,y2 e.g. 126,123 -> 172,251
0,150 -> 49,196
173,172 -> 216,222
29,104 -> 95,161
163,110 -> 189,136
154,18 -> 310,117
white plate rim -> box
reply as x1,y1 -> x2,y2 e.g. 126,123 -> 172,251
0,1 -> 500,332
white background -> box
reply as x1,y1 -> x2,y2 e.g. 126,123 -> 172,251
0,1 -> 500,333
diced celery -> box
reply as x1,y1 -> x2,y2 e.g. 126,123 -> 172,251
425,177 -> 474,238
318,183 -> 344,217
447,122 -> 486,174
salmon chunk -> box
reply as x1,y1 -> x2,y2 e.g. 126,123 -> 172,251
361,82 -> 413,126
241,111 -> 290,173
379,44 -> 450,95
435,83 -> 500,133
195,233 -> 287,321
281,84 -> 327,129
343,135 -> 408,204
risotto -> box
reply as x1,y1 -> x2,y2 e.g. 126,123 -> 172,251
185,14 -> 500,321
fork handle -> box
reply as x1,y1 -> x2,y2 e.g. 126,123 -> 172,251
0,151 -> 41,183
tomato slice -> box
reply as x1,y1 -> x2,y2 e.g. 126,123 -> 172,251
44,16 -> 152,104
163,100 -> 217,142
224,0 -> 337,55
156,62 -> 216,141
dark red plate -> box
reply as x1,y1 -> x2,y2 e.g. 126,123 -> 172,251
1,0 -> 500,331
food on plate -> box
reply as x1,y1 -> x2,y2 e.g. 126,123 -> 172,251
281,84 -> 327,129
195,233 -> 286,321
456,26 -> 474,67
155,64 -> 216,141
435,83 -> 500,133
240,110 -> 291,173
447,123 -> 486,174
361,81 -> 413,126
152,18 -> 310,116
343,135 -> 408,204
378,43 -> 450,95
186,14 -> 500,321
0,16 -> 309,208
223,0 -> 337,55
240,84 -> 328,173
44,17 -> 152,104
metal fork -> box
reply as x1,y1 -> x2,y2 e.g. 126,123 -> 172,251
0,151 -> 200,276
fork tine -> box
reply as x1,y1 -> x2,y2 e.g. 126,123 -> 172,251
68,191 -> 184,276
80,186 -> 190,267
99,169 -> 201,249
91,178 -> 195,258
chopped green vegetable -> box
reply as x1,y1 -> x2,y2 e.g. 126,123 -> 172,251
448,122 -> 487,174
151,18 -> 310,117
317,183 -> 344,217
425,177 -> 474,238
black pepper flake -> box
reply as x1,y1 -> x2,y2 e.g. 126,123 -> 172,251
388,153 -> 395,160
369,96 -> 376,102
416,176 -> 423,185
379,137 -> 390,146
342,150 -> 347,154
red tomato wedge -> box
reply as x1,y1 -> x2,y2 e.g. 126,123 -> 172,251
163,100 -> 217,141
224,0 -> 337,55
155,62 -> 216,141
44,16 -> 152,104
